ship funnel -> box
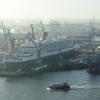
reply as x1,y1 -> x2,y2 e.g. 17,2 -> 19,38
42,32 -> 48,40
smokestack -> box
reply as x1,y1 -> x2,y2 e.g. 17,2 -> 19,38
43,32 -> 48,40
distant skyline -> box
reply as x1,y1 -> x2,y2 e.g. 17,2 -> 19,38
0,0 -> 100,20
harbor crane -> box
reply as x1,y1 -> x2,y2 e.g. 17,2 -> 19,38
1,23 -> 15,50
40,21 -> 48,40
89,19 -> 96,55
31,24 -> 35,39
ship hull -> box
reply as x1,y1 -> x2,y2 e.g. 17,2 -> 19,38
87,54 -> 100,75
3,48 -> 76,72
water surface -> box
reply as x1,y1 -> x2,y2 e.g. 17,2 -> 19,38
0,70 -> 100,100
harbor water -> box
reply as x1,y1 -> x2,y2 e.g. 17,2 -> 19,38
0,70 -> 100,100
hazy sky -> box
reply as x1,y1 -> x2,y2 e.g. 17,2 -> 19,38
0,0 -> 99,20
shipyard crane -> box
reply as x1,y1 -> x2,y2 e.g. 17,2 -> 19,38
7,29 -> 15,50
1,23 -> 15,50
26,33 -> 41,57
89,17 -> 96,43
40,21 -> 48,40
40,21 -> 45,33
31,24 -> 35,39
1,22 -> 8,41
26,33 -> 43,67
1,22 -> 9,50
89,19 -> 96,55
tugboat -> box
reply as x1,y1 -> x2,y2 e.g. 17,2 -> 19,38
47,82 -> 70,91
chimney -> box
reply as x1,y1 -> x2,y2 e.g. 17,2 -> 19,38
43,32 -> 48,40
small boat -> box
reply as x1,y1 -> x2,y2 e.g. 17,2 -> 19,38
47,82 -> 70,90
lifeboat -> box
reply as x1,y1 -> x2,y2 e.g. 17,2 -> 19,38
47,82 -> 70,90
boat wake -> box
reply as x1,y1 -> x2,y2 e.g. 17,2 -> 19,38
71,85 -> 100,90
46,84 -> 100,91
46,87 -> 52,90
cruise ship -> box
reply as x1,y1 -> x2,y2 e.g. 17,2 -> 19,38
2,34 -> 76,74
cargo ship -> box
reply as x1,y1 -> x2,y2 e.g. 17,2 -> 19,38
0,33 -> 77,76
